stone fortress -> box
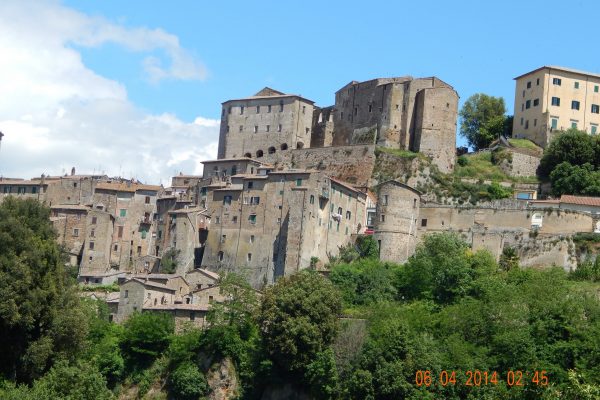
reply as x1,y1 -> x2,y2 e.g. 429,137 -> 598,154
2,68 -> 600,325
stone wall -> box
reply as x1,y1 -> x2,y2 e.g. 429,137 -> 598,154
495,148 -> 541,178
263,145 -> 376,186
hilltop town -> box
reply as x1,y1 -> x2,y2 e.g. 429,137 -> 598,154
2,65 -> 600,327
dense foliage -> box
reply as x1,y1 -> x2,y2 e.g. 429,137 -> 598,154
459,93 -> 511,150
539,129 -> 600,195
1,198 -> 599,399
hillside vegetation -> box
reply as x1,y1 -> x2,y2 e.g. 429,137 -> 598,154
1,198 -> 600,399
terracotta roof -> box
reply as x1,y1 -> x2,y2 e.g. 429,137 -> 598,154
0,180 -> 46,186
95,182 -> 161,193
560,195 -> 600,207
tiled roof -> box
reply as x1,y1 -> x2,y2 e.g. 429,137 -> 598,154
560,195 -> 600,207
143,303 -> 210,311
128,278 -> 176,291
187,268 -> 220,280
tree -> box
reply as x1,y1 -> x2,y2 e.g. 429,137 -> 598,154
259,271 -> 341,373
120,312 -> 174,371
0,198 -> 88,382
539,128 -> 597,177
459,93 -> 507,150
499,246 -> 519,271
549,162 -> 600,196
160,248 -> 180,273
168,361 -> 209,400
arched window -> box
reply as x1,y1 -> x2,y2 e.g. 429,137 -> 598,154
337,207 -> 342,215
296,141 -> 304,149
280,143 -> 288,150
256,150 -> 264,158
346,211 -> 351,220
268,146 -> 276,154
244,152 -> 251,158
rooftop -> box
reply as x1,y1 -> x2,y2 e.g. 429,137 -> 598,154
560,195 -> 600,207
514,65 -> 600,80
95,182 -> 161,193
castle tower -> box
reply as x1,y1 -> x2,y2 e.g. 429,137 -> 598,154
373,180 -> 421,264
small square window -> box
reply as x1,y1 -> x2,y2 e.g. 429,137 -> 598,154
553,78 -> 562,86
591,104 -> 599,114
249,214 -> 257,224
526,81 -> 531,89
591,125 -> 598,135
247,181 -> 254,189
551,118 -> 558,129
73,228 -> 79,237
595,85 -> 599,93
92,216 -> 97,224
296,178 -> 302,186
572,100 -> 580,110
571,121 -> 578,129
551,97 -> 560,106
421,219 -> 428,227
119,209 -> 126,217
533,98 -> 539,107
574,82 -> 580,89
89,242 -> 95,250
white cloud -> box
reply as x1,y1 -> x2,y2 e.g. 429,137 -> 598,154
0,0 -> 218,184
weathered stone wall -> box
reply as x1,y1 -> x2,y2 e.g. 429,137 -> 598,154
373,181 -> 421,264
264,145 -> 376,186
413,86 -> 458,173
310,106 -> 335,148
80,209 -> 114,273
51,206 -> 88,265
495,148 -> 541,178
218,96 -> 314,159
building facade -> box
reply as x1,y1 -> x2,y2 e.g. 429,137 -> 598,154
513,66 -> 600,147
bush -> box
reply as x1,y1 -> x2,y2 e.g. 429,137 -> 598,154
457,155 -> 469,166
169,362 -> 208,400
121,312 -> 174,371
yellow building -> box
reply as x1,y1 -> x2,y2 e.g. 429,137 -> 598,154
513,66 -> 600,147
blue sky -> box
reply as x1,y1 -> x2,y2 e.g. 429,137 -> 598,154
1,0 -> 599,182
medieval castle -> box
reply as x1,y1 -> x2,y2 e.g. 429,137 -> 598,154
2,70 -> 600,327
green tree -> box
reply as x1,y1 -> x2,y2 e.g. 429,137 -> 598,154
549,162 -> 600,196
0,198 -> 88,382
459,93 -> 507,150
539,128 -> 597,176
160,248 -> 180,273
168,361 -> 209,400
31,360 -> 113,400
259,271 -> 341,373
499,246 -> 519,271
120,312 -> 174,371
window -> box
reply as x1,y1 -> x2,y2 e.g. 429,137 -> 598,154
368,104 -> 372,112
592,104 -> 599,114
592,125 -> 598,135
240,106 -> 244,115
278,124 -> 282,132
90,229 -> 95,238
73,228 -> 79,237
218,251 -> 224,261
228,106 -> 232,114
256,150 -> 263,158
310,195 -> 315,204
254,125 -> 258,133
239,125 -> 243,132
279,101 -> 283,112
223,195 -> 232,205
421,218 -> 428,227
268,104 -> 272,113
247,181 -> 254,189
120,209 -> 127,217
380,214 -> 385,222
354,107 -> 358,115
534,119 -> 537,127
551,118 -> 558,129
521,104 -> 524,111
31,187 -> 37,194
250,196 -> 260,205
247,253 -> 252,262
574,81 -> 580,89
526,81 -> 531,89
533,98 -> 539,106
18,187 -> 25,194
124,290 -> 128,298
118,226 -> 123,238
256,105 -> 260,113
296,178 -> 302,186
268,146 -> 276,154
137,246 -> 141,256
92,216 -> 97,224
250,235 -> 255,243
248,214 -> 257,224
572,121 -> 578,129
89,242 -> 95,250
114,244 -> 118,251
595,85 -> 599,93
536,78 -> 540,85
215,217 -> 220,224
383,194 -> 388,205
520,117 -> 524,126
266,125 -> 270,132
337,207 -> 343,215
525,120 -> 529,129
525,100 -> 531,109
221,235 -> 226,243
2,186 -> 10,193
302,105 -> 306,114
552,78 -> 561,86
346,211 -> 351,220
572,100 -> 580,110
305,127 -> 310,134
522,90 -> 525,98
551,97 -> 560,106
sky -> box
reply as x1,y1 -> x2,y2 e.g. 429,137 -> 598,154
1,0 -> 599,184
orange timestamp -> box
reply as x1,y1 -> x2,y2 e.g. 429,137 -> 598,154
415,370 -> 549,387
